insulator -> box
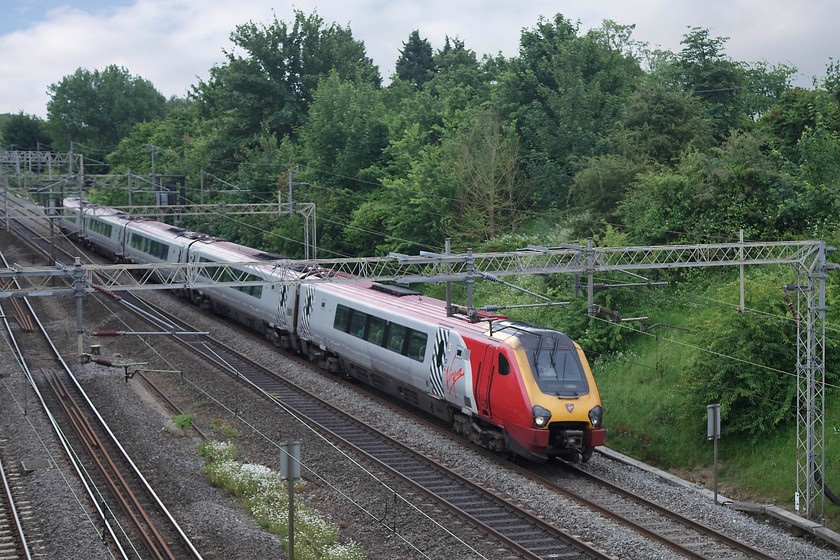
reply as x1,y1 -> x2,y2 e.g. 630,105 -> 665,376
91,284 -> 121,300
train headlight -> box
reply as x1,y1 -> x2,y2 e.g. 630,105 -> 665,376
588,405 -> 603,428
532,405 -> 552,428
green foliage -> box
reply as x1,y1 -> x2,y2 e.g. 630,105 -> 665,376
612,80 -> 716,164
427,37 -> 492,119
1,112 -> 52,150
823,57 -> 840,107
171,414 -> 195,430
568,154 -> 645,234
620,130 -> 794,243
617,165 -> 695,243
662,27 -> 749,138
443,107 -> 527,245
556,300 -> 638,356
742,60 -> 798,119
193,9 -> 379,158
760,87 -> 819,159
210,418 -> 242,439
498,14 -> 643,207
298,72 -> 389,183
347,140 -> 454,254
47,65 -> 166,154
684,277 -> 797,440
395,30 -> 435,91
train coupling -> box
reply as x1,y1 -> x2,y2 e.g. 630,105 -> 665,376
560,429 -> 584,450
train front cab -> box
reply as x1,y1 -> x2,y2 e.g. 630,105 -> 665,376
487,325 -> 605,463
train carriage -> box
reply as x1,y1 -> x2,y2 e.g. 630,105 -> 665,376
122,220 -> 197,277
187,238 -> 290,337
59,197 -> 132,261
298,280 -> 605,462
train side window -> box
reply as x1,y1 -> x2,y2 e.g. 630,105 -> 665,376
498,353 -> 511,376
348,310 -> 368,339
334,304 -> 350,332
407,330 -> 428,362
367,316 -> 386,346
386,324 -> 407,354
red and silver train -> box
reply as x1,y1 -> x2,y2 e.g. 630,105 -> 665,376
58,197 -> 605,462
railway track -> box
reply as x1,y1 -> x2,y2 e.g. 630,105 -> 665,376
37,364 -> 200,560
0,455 -> 32,560
546,462 -> 777,560
0,234 -> 202,559
297,360 -> 784,560
0,191 -> 797,558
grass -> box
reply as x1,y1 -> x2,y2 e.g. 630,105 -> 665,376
210,417 -> 242,439
171,413 -> 195,431
198,440 -> 366,560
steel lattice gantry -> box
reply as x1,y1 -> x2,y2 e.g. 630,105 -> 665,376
789,244 -> 830,521
0,150 -> 80,175
0,239 -> 834,521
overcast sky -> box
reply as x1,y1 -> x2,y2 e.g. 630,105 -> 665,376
1,0 -> 838,119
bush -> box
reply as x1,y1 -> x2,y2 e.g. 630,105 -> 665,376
198,440 -> 366,559
684,279 -> 797,440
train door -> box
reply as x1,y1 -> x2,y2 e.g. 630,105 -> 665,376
117,226 -> 126,260
476,345 -> 496,417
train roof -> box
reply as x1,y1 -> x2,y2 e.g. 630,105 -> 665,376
311,281 -> 575,347
63,197 -> 127,218
188,238 -> 293,280
313,280 -> 500,338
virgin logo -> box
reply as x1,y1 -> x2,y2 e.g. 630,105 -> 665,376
566,404 -> 575,413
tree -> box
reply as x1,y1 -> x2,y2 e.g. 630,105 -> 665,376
612,81 -> 715,164
106,100 -> 197,177
1,112 -> 52,151
294,72 -> 391,256
619,131 -> 793,244
426,37 -> 492,119
686,277 -> 797,440
47,65 -> 166,154
193,10 -> 379,154
662,27 -> 748,138
297,72 -> 389,183
567,154 -> 644,233
497,14 -> 643,207
823,57 -> 840,107
742,60 -> 797,119
445,108 -> 527,244
395,30 -> 436,91
760,87 -> 819,159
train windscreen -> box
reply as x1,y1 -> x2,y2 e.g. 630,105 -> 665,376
529,342 -> 589,397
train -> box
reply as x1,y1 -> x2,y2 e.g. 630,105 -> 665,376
57,196 -> 606,463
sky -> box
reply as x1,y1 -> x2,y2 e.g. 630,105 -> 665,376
1,0 -> 838,119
